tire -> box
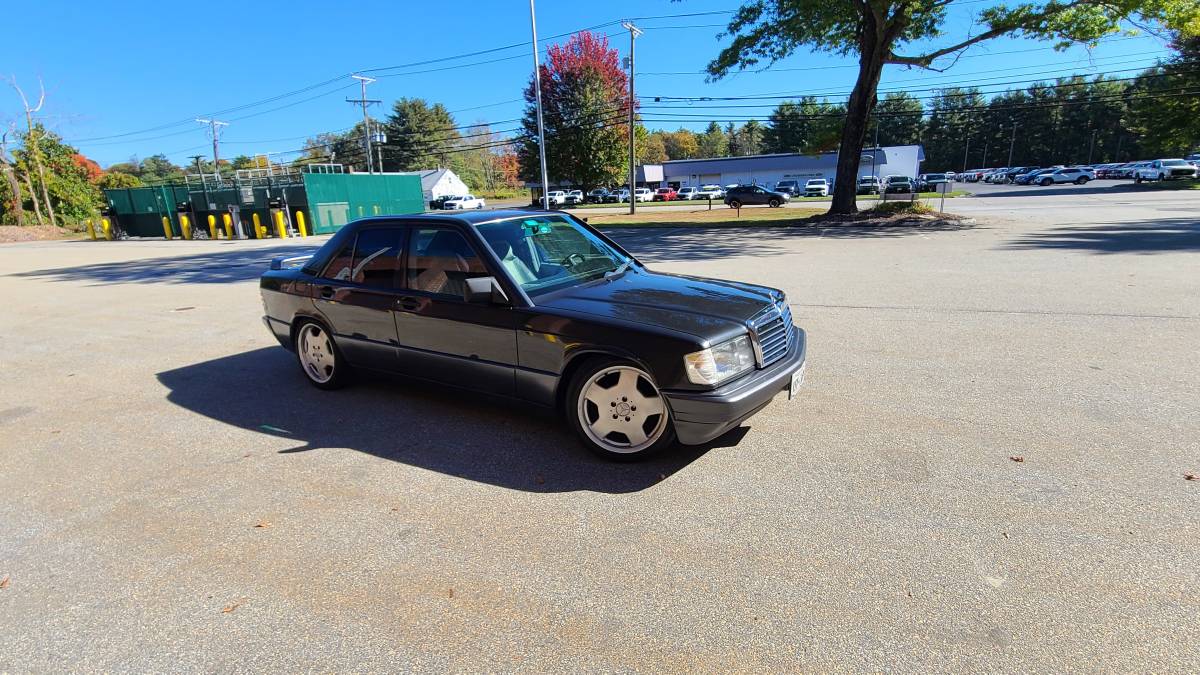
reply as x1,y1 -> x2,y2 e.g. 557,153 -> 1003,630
1076,176 -> 1089,185
566,357 -> 676,461
294,320 -> 349,390
1158,173 -> 1166,181
1040,178 -> 1053,186
728,199 -> 742,209
768,198 -> 781,208
1135,175 -> 1143,184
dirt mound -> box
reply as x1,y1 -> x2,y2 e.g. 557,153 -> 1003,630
0,225 -> 80,243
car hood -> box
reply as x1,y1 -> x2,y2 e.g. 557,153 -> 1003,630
536,268 -> 781,343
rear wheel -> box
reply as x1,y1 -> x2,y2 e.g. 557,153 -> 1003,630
567,358 -> 675,461
768,198 -> 781,208
294,320 -> 348,390
728,199 -> 742,209
1040,178 -> 1053,186
1076,176 -> 1089,185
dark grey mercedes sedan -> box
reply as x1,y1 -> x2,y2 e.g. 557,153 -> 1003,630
260,210 -> 806,460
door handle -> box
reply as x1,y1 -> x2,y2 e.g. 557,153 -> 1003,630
319,286 -> 334,299
395,296 -> 420,311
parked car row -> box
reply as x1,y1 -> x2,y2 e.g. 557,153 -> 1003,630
970,157 -> 1199,185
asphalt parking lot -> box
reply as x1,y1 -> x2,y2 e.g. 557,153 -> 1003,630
1,188 -> 1197,670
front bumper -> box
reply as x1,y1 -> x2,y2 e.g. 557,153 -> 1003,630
663,327 -> 807,445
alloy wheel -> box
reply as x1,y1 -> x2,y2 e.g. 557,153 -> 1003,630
298,323 -> 335,384
577,366 -> 668,454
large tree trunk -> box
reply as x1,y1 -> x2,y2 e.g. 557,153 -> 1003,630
22,171 -> 44,226
830,36 -> 888,215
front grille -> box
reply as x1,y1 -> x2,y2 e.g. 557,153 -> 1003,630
748,301 -> 794,368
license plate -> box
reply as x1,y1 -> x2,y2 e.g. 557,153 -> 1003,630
788,363 -> 806,400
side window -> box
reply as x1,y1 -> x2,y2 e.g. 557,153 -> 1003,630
351,227 -> 405,288
322,235 -> 357,281
407,228 -> 489,298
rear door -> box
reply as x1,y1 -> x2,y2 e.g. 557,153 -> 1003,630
393,225 -> 519,396
313,225 -> 405,369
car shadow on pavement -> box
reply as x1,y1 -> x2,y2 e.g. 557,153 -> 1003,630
1002,216 -> 1200,254
157,347 -> 732,494
11,243 -> 321,285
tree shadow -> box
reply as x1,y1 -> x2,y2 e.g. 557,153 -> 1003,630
605,219 -> 979,263
1002,217 -> 1200,254
11,243 -> 321,285
967,180 -> 1196,199
156,348 -> 737,494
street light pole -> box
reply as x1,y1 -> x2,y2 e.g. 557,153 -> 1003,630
623,21 -> 642,216
529,0 -> 551,209
1088,129 -> 1097,165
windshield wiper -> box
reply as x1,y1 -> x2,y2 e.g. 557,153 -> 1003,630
604,258 -> 634,280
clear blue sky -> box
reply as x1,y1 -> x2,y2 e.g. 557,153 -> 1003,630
4,0 -> 1174,167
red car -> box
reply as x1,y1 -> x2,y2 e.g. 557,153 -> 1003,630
653,187 -> 678,201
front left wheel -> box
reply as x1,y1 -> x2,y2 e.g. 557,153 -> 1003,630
567,359 -> 675,461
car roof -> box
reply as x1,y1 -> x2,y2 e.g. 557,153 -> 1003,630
347,209 -> 551,228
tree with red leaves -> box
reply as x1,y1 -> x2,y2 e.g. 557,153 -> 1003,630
518,31 -> 633,192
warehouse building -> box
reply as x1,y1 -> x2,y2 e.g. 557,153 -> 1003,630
653,145 -> 924,191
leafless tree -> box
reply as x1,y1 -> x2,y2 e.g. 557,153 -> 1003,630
8,77 -> 56,227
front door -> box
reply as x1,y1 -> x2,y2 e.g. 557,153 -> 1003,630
394,225 -> 518,396
312,225 -> 405,369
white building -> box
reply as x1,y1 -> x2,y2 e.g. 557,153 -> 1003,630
395,168 -> 471,203
650,145 -> 924,191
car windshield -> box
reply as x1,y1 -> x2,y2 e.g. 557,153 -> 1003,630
475,214 -> 631,297
1162,159 -> 1188,166
888,176 -> 910,183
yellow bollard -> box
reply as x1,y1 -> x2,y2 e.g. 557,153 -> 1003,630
222,213 -> 233,239
357,206 -> 364,217
207,214 -> 218,239
86,219 -> 97,240
101,218 -> 113,241
372,204 -> 380,215
161,216 -> 173,240
252,212 -> 264,239
274,210 -> 287,239
181,214 -> 192,240
296,211 -> 308,237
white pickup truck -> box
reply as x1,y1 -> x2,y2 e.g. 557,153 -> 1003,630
442,195 -> 486,210
1134,159 -> 1199,182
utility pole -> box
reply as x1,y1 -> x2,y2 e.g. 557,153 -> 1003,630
529,0 -> 551,209
870,122 -> 879,179
347,75 -> 380,174
195,118 -> 229,182
1007,122 -> 1017,167
1088,129 -> 1097,165
622,20 -> 642,215
961,119 -> 971,173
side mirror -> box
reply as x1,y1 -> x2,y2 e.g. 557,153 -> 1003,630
464,276 -> 510,305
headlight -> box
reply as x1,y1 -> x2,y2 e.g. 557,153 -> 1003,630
683,335 -> 756,386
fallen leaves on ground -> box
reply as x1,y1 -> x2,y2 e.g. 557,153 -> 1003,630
253,520 -> 272,529
0,574 -> 10,589
221,599 -> 243,613
1009,456 -> 1025,463
1186,473 -> 1197,481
